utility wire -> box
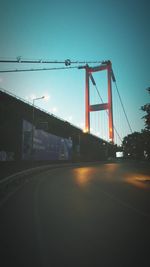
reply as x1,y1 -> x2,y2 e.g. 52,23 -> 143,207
114,81 -> 133,134
0,66 -> 79,73
0,57 -> 104,65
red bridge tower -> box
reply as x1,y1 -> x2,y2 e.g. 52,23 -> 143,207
84,60 -> 115,143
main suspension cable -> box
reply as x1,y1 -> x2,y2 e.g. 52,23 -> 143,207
114,81 -> 133,134
94,82 -> 123,143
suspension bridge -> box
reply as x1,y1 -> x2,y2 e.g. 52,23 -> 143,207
0,57 -> 133,145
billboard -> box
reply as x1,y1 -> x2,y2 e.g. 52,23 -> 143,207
22,120 -> 72,160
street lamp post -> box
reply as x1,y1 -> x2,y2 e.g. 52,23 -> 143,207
31,96 -> 45,159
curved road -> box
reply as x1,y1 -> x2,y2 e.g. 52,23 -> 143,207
0,162 -> 150,267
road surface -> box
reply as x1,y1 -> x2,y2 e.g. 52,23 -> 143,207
0,161 -> 150,266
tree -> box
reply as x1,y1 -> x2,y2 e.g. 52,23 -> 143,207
141,87 -> 150,130
141,87 -> 150,159
122,88 -> 150,160
122,132 -> 144,159
141,129 -> 150,160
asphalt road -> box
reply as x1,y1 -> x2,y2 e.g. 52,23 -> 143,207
0,162 -> 150,267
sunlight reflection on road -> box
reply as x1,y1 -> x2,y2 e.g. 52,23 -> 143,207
72,163 -> 150,190
72,164 -> 120,187
73,167 -> 95,187
125,174 -> 150,189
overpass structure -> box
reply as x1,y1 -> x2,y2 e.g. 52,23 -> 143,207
0,88 -> 116,162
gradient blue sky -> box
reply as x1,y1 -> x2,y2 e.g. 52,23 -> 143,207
0,0 -> 149,144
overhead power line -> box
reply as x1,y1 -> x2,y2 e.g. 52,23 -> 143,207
0,66 -> 80,73
0,57 -> 105,65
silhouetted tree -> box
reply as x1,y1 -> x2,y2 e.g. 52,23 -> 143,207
140,87 -> 150,159
141,87 -> 150,130
123,132 -> 144,159
123,88 -> 150,160
141,129 -> 150,160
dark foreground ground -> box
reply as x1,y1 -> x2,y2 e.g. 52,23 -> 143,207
0,161 -> 150,267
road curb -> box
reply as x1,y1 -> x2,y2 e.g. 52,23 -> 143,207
0,161 -> 104,186
0,161 -> 107,207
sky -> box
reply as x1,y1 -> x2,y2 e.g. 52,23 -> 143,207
0,0 -> 149,144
